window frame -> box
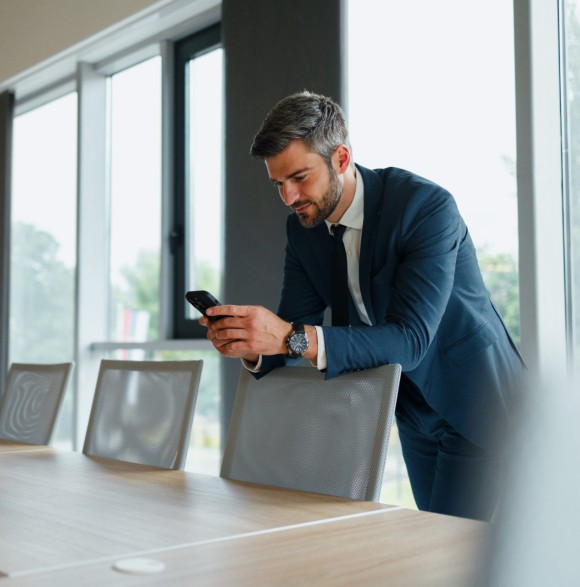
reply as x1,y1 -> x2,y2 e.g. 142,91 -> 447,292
514,0 -> 568,377
171,23 -> 222,339
559,0 -> 580,368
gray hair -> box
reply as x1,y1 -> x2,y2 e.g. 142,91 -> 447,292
250,91 -> 352,165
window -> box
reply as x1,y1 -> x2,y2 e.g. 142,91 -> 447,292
165,24 -> 224,475
10,92 -> 77,448
95,30 -> 224,474
172,24 -> 223,338
562,1 -> 580,369
6,20 -> 223,459
2,1 -> 223,458
107,57 -> 162,347
348,0 -> 518,507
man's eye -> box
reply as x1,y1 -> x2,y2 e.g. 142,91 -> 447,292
294,176 -> 305,182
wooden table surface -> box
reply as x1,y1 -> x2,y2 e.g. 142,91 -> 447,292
0,442 -> 489,586
2,507 -> 488,587
0,445 -> 394,578
0,439 -> 51,454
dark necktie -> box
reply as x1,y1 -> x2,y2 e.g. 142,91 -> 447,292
331,224 -> 350,326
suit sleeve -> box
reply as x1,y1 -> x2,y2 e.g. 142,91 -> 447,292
323,184 -> 463,379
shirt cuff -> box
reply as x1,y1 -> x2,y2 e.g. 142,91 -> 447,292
313,326 -> 327,371
241,355 -> 263,373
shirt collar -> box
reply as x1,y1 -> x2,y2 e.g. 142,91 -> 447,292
325,166 -> 364,234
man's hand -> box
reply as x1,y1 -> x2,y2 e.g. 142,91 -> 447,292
200,305 -> 293,362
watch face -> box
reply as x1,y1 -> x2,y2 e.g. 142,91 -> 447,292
289,332 -> 308,356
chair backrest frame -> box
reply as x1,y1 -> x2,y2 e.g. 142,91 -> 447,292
221,363 -> 401,502
82,359 -> 203,470
0,362 -> 74,445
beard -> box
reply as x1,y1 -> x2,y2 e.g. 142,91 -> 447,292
295,165 -> 343,228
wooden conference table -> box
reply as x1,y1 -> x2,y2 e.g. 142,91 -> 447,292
0,440 -> 488,586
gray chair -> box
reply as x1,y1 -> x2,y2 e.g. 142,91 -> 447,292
83,359 -> 202,469
221,364 -> 402,501
0,362 -> 74,445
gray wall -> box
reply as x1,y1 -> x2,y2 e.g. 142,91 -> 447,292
220,0 -> 345,435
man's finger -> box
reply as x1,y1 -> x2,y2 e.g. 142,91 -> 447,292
206,304 -> 250,318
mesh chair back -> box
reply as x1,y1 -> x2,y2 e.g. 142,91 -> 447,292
221,364 -> 401,501
83,360 -> 202,469
0,362 -> 74,444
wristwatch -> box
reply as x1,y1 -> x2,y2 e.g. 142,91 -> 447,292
286,323 -> 309,358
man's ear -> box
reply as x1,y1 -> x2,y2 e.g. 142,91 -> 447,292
333,144 -> 351,174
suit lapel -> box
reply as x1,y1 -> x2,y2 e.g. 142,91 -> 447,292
293,165 -> 385,321
357,165 -> 384,325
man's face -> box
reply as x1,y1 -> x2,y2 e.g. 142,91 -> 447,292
265,140 -> 343,228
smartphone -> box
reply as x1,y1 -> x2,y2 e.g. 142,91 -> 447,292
185,290 -> 225,322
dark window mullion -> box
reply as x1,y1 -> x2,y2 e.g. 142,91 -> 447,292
172,24 -> 221,338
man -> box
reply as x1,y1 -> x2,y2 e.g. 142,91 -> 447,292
201,91 -> 525,520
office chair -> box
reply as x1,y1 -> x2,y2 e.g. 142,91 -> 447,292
83,359 -> 202,469
221,364 -> 402,501
0,362 -> 74,445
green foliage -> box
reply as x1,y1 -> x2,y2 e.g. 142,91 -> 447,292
478,249 -> 520,347
9,222 -> 74,362
113,250 -> 161,340
194,262 -> 221,298
111,251 -> 222,342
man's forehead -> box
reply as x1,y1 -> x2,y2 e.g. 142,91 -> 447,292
265,143 -> 322,179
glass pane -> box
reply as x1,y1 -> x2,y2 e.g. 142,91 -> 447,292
348,0 -> 518,507
106,348 -> 221,476
10,93 -> 78,448
564,1 -> 580,369
108,57 -> 162,342
185,48 -> 224,319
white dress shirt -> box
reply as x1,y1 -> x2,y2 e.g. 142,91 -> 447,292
315,168 -> 370,370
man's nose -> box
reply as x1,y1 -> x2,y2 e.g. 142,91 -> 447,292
280,182 -> 299,206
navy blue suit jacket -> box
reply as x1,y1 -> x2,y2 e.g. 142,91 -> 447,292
259,165 -> 525,448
